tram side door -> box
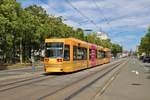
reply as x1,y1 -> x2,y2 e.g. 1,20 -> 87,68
90,48 -> 96,67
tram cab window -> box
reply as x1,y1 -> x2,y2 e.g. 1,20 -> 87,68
45,42 -> 63,58
64,45 -> 70,61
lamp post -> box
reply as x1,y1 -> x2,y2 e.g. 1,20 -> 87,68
83,29 -> 93,36
31,49 -> 35,72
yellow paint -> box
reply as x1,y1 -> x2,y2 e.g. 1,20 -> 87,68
44,38 -> 111,73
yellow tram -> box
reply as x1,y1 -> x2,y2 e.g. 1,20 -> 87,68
44,38 -> 111,72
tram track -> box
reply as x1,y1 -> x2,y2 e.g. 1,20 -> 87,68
0,60 -> 123,93
0,75 -> 44,87
0,74 -> 57,92
91,59 -> 128,100
66,59 -> 128,100
0,59 -> 125,99
64,64 -> 121,100
38,60 -> 125,100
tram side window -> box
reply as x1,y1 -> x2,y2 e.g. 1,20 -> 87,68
77,47 -> 82,60
106,52 -> 110,58
104,52 -> 109,58
77,47 -> 87,60
105,52 -> 108,58
104,52 -> 107,58
100,51 -> 104,58
82,48 -> 87,60
89,49 -> 92,59
96,50 -> 98,58
73,46 -> 77,60
97,50 -> 100,59
64,45 -> 70,61
108,51 -> 111,58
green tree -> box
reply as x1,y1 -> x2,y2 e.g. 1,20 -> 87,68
0,0 -> 123,64
139,28 -> 150,55
111,44 -> 123,57
0,0 -> 21,63
74,28 -> 84,40
85,33 -> 98,43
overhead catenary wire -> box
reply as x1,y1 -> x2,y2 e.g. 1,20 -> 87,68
32,0 -> 103,31
92,0 -> 113,35
35,0 -> 85,28
65,0 -> 102,31
93,0 -> 110,24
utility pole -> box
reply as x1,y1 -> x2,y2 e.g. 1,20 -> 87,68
31,49 -> 35,72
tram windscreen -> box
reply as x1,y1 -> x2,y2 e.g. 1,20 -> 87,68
45,42 -> 63,58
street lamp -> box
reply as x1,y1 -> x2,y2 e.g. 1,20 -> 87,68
84,29 -> 93,32
83,29 -> 93,36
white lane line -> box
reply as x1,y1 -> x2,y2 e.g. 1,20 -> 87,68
131,70 -> 139,75
144,67 -> 149,71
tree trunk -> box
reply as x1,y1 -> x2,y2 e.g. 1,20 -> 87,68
12,32 -> 16,64
20,37 -> 23,64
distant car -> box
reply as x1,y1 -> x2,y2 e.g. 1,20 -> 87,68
139,56 -> 144,61
143,56 -> 150,63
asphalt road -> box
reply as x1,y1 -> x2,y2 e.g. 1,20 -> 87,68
99,58 -> 150,100
0,58 -> 117,78
0,58 -> 149,100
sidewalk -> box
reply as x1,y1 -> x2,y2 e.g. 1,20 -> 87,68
0,62 -> 43,70
0,63 -> 44,79
99,58 -> 150,100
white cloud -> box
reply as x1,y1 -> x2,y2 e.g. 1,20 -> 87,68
18,0 -> 150,50
64,20 -> 79,28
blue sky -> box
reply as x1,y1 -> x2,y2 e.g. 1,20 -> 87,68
17,0 -> 150,51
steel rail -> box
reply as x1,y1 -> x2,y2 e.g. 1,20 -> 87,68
91,59 -> 129,100
38,60 -> 124,100
0,75 -> 57,92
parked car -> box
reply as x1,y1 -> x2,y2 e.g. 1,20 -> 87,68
143,56 -> 150,63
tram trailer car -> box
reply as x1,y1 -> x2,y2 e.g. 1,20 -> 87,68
44,38 -> 111,73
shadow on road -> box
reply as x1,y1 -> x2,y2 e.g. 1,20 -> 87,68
146,75 -> 150,79
144,65 -> 150,67
42,68 -> 89,76
0,64 -> 8,70
43,72 -> 69,76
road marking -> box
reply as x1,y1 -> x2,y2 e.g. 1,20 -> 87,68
92,60 -> 129,100
144,67 -> 150,71
131,70 -> 139,75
